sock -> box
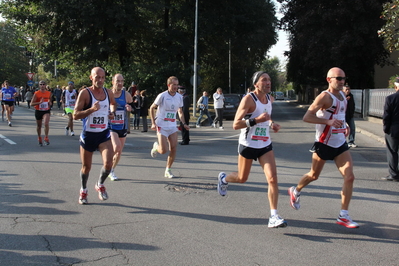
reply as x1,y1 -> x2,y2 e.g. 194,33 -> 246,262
80,171 -> 89,190
270,209 -> 278,217
98,167 -> 111,185
166,168 -> 171,172
340,210 -> 348,216
294,187 -> 300,196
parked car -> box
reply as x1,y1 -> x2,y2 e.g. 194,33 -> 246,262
275,91 -> 285,100
223,94 -> 242,119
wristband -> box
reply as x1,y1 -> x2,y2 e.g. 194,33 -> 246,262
246,118 -> 257,127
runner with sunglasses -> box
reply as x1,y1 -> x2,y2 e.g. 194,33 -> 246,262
288,67 -> 359,229
31,80 -> 53,146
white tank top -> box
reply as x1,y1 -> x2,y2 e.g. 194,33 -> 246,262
82,88 -> 110,133
64,89 -> 77,108
315,90 -> 347,148
239,92 -> 272,148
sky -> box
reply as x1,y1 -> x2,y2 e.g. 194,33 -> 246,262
267,30 -> 289,66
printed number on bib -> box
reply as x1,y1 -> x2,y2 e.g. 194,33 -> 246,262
90,116 -> 106,129
251,125 -> 270,141
111,110 -> 124,124
164,112 -> 176,122
332,114 -> 346,134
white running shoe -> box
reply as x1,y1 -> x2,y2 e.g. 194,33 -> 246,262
71,131 -> 75,136
268,215 -> 287,228
108,171 -> 118,181
336,213 -> 359,228
95,183 -> 108,200
151,142 -> 159,158
65,126 -> 69,136
288,186 -> 300,210
217,172 -> 228,196
79,189 -> 88,205
164,169 -> 175,178
219,126 -> 224,129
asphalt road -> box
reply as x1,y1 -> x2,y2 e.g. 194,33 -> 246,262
0,101 -> 398,265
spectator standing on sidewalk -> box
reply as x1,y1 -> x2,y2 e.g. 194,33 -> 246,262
288,67 -> 359,229
178,87 -> 190,145
382,77 -> 399,182
212,87 -> 225,129
54,85 -> 63,110
132,89 -> 141,130
196,91 -> 213,127
344,85 -> 357,148
140,90 -> 149,132
25,88 -> 33,109
216,71 -> 287,228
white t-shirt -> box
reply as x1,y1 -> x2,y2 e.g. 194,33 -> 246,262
154,90 -> 183,128
213,93 -> 224,109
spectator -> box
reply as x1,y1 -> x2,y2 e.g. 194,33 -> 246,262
196,91 -> 213,128
140,90 -> 149,132
382,77 -> 399,182
212,87 -> 225,129
178,87 -> 190,145
344,85 -> 357,148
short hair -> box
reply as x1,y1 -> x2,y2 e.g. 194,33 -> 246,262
167,76 -> 178,85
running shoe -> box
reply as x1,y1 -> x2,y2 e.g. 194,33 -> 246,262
71,131 -> 75,136
8,122 -> 12,127
217,172 -> 228,196
164,169 -> 175,178
219,126 -> 224,129
150,142 -> 159,158
95,183 -> 108,200
268,215 -> 288,228
38,137 -> 43,146
44,136 -> 50,145
108,171 -> 118,181
211,123 -> 215,128
336,214 -> 359,228
348,143 -> 357,148
79,189 -> 88,205
288,186 -> 300,210
65,126 -> 69,136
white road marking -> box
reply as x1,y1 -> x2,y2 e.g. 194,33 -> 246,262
0,134 -> 17,144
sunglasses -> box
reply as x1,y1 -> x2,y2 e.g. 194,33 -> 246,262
329,77 -> 347,81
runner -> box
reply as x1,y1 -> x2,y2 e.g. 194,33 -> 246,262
62,81 -> 78,136
73,67 -> 116,204
216,71 -> 287,228
1,80 -> 17,126
149,76 -> 190,178
108,73 -> 133,181
31,80 -> 52,146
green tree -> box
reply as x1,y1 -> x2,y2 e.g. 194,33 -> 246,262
278,0 -> 389,97
258,56 -> 281,91
0,22 -> 30,85
1,0 -> 278,96
380,1 -> 399,53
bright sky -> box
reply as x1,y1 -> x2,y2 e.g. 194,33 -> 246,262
267,1 -> 289,67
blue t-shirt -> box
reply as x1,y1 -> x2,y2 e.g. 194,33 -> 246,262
1,87 -> 17,102
109,90 -> 128,131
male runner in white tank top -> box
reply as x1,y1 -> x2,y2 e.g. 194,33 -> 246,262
217,71 -> 287,228
288,67 -> 359,228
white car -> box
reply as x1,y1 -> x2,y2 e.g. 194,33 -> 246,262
275,91 -> 284,100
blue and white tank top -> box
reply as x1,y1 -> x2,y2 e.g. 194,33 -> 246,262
109,90 -> 128,130
82,88 -> 110,133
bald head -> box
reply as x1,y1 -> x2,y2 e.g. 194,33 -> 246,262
327,67 -> 345,79
90,67 -> 106,89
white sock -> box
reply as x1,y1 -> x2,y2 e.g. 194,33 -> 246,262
221,177 -> 228,184
294,187 -> 300,196
270,209 -> 278,217
340,210 -> 348,216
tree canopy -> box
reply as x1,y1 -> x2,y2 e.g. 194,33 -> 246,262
278,0 -> 389,95
0,0 -> 278,96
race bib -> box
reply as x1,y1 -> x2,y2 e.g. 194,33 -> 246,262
164,111 -> 176,122
111,110 -> 124,124
89,116 -> 107,129
250,124 -> 270,141
39,102 -> 49,111
332,113 -> 346,134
